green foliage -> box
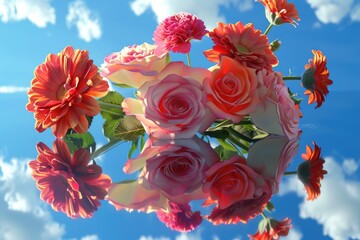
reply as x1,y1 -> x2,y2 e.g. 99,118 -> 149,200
214,145 -> 238,161
63,132 -> 96,154
98,91 -> 125,121
113,116 -> 145,141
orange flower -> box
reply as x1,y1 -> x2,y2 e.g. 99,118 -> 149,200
249,217 -> 292,240
258,0 -> 300,26
204,22 -> 278,71
302,50 -> 333,108
298,141 -> 327,200
26,46 -> 109,138
29,140 -> 112,218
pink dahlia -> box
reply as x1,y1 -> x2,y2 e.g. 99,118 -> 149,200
153,12 -> 207,56
29,140 -> 112,218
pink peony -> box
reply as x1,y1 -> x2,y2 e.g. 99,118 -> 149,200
250,70 -> 300,140
122,62 -> 216,139
203,56 -> 260,123
100,42 -> 168,88
153,12 -> 207,56
157,202 -> 203,232
203,155 -> 268,209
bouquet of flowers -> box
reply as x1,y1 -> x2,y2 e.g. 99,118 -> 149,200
26,0 -> 332,238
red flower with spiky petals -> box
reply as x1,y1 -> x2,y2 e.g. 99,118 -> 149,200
301,50 -> 333,108
249,217 -> 292,240
297,141 -> 327,200
26,46 -> 109,138
204,22 -> 278,72
258,0 -> 300,26
29,140 -> 112,218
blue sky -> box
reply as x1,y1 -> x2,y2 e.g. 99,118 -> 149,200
1,0 -> 360,240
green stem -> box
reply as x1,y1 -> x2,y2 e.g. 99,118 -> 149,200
264,24 -> 274,35
186,52 -> 191,67
227,127 -> 253,143
261,212 -> 267,219
283,76 -> 302,81
91,138 -> 123,160
284,171 -> 298,176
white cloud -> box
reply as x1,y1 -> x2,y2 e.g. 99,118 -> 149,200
81,235 -> 99,240
66,0 -> 102,42
306,0 -> 353,24
0,156 -> 66,240
139,236 -> 170,240
130,0 -> 254,29
0,86 -> 28,94
0,0 -> 55,27
342,158 -> 359,175
280,157 -> 360,240
282,227 -> 303,240
351,4 -> 360,21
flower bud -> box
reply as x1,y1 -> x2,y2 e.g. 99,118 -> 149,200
270,39 -> 281,52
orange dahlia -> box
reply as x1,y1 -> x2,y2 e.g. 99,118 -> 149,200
301,50 -> 333,108
204,22 -> 278,72
29,140 -> 112,218
26,46 -> 109,138
258,0 -> 300,27
298,141 -> 327,200
249,217 -> 292,240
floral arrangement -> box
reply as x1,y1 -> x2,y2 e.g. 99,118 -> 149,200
26,0 -> 332,239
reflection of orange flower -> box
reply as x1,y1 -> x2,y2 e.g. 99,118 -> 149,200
26,46 -> 109,138
204,22 -> 278,71
258,0 -> 300,26
298,142 -> 327,200
302,50 -> 333,108
29,140 -> 112,218
249,217 -> 292,240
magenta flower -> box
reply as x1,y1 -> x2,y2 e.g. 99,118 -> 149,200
153,12 -> 207,56
157,201 -> 203,232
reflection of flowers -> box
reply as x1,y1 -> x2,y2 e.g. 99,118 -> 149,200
153,12 -> 207,55
29,140 -> 112,218
249,217 -> 292,240
26,46 -> 109,138
156,201 -> 203,232
204,21 -> 278,71
298,141 -> 327,200
100,43 -> 168,88
302,50 -> 333,108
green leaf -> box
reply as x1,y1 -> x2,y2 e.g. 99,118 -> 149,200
63,132 -> 96,154
217,138 -> 237,152
113,115 -> 145,141
214,145 -> 238,160
103,119 -> 120,140
204,129 -> 229,139
98,91 -> 125,121
128,137 -> 140,159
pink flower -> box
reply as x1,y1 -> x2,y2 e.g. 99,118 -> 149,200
250,70 -> 300,140
203,155 -> 268,209
29,140 -> 112,218
204,22 -> 278,71
124,137 -> 220,203
26,46 -> 109,138
122,62 -> 216,139
100,42 -> 168,88
153,12 -> 207,56
203,56 -> 260,123
157,202 -> 203,232
206,193 -> 272,225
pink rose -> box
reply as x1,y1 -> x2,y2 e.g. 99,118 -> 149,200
250,70 -> 300,140
203,155 -> 268,209
122,62 -> 216,139
100,42 -> 168,88
124,137 -> 220,204
203,56 -> 260,123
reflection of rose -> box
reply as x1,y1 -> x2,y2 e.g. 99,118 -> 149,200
203,56 -> 259,123
122,62 -> 215,139
124,137 -> 220,203
100,42 -> 168,88
251,70 -> 300,140
203,155 -> 267,209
